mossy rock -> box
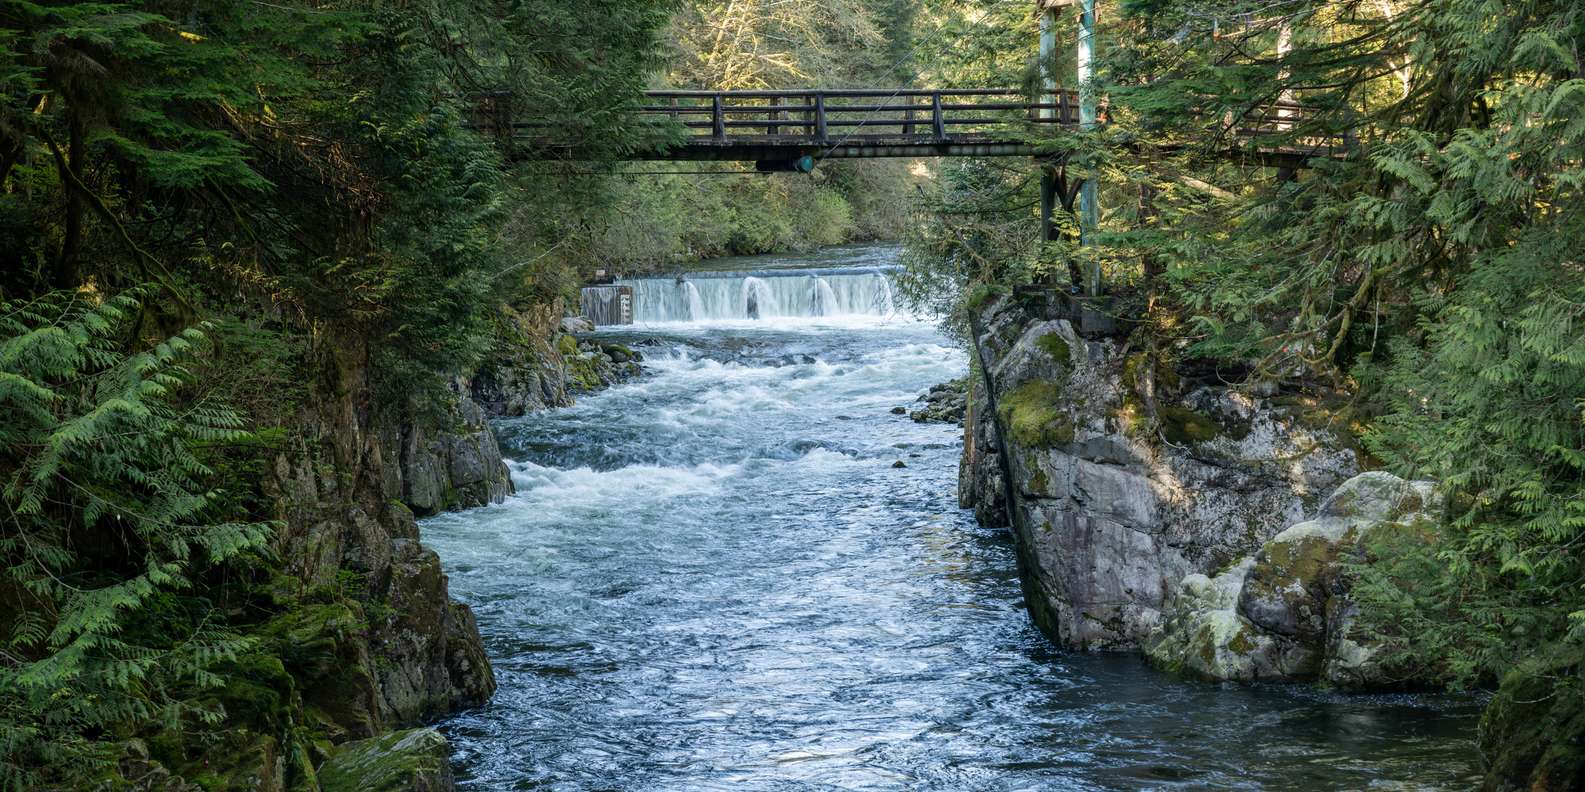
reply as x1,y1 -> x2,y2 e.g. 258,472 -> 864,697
996,381 -> 1075,449
1035,332 -> 1071,363
555,333 -> 579,357
318,728 -> 454,792
1159,405 -> 1220,445
214,653 -> 297,731
1026,467 -> 1050,495
264,601 -> 365,677
164,729 -> 299,792
1238,526 -> 1350,641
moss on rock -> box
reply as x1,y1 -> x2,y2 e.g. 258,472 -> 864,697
996,381 -> 1075,449
318,728 -> 454,792
1035,332 -> 1071,363
554,333 -> 579,357
1159,405 -> 1221,445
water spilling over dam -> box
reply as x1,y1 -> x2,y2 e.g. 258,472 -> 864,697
619,267 -> 898,322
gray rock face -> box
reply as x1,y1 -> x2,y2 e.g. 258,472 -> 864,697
961,295 -> 1359,650
318,728 -> 455,792
1146,471 -> 1439,685
469,301 -> 642,417
470,301 -> 575,416
384,393 -> 513,517
266,339 -> 496,742
959,374 -> 1008,528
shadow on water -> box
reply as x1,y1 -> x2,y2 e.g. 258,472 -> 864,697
423,244 -> 1481,791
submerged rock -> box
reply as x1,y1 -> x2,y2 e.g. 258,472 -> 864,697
318,728 -> 454,792
908,377 -> 969,425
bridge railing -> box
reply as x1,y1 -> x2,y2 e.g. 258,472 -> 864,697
637,88 -> 1080,144
470,88 -> 1355,165
1220,100 -> 1359,158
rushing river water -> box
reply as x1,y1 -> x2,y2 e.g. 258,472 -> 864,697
423,245 -> 1480,790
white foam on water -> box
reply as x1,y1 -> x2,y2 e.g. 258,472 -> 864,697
621,269 -> 907,323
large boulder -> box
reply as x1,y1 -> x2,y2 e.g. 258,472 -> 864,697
1146,471 -> 1440,685
318,728 -> 455,792
1146,558 -> 1315,681
961,294 -> 1358,650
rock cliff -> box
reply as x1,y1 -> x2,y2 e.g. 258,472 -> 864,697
130,334 -> 509,792
469,301 -> 642,418
959,294 -> 1359,651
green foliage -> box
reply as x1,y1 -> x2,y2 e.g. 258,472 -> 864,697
1105,2 -> 1585,723
0,0 -> 680,784
901,6 -> 1585,779
0,290 -> 271,790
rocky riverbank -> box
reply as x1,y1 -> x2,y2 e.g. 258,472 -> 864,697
954,293 -> 1584,789
959,294 -> 1360,651
116,300 -> 646,792
468,303 -> 644,418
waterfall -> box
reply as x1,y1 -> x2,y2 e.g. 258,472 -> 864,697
810,276 -> 839,316
618,267 -> 902,323
742,277 -> 779,319
684,281 -> 706,320
873,273 -> 895,315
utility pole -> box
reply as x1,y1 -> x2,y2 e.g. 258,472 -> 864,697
1076,0 -> 1100,297
1038,1 -> 1059,250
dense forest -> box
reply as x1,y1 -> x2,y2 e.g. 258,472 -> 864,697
904,0 -> 1585,785
2,0 -> 1583,789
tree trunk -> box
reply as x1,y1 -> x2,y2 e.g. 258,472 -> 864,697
54,111 -> 85,289
1138,182 -> 1162,282
0,137 -> 21,189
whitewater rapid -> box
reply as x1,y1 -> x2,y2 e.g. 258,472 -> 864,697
422,245 -> 1479,790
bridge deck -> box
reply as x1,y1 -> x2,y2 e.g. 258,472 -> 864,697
481,88 -> 1348,168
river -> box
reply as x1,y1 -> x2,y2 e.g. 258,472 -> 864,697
421,245 -> 1480,790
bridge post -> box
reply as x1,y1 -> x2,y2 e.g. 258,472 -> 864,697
711,94 -> 726,141
931,92 -> 946,140
768,94 -> 780,137
814,92 -> 828,142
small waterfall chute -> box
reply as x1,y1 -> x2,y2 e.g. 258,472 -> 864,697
873,273 -> 896,315
683,281 -> 706,320
810,276 -> 840,316
743,277 -> 779,319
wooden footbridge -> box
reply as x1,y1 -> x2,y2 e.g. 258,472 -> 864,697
479,88 -> 1350,171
